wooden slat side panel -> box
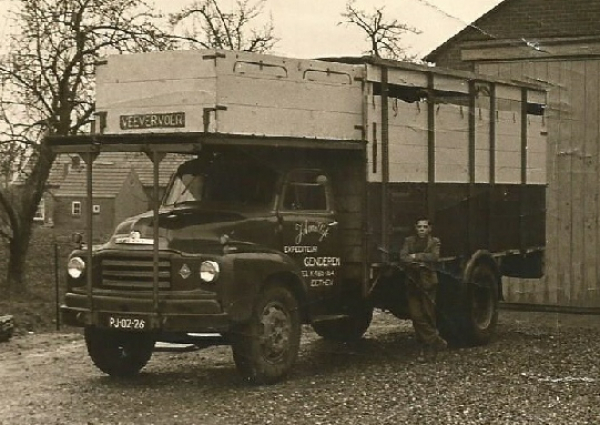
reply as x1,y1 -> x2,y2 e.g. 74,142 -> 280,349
531,60 -> 551,305
526,115 -> 547,185
388,100 -> 428,183
481,59 -> 600,309
584,60 -> 600,307
434,104 -> 469,183
557,60 -> 574,306
98,50 -> 366,139
545,61 -> 562,306
476,63 -> 500,78
478,61 -> 551,305
386,67 -> 429,88
367,94 -> 383,183
569,61 -> 586,307
475,94 -> 491,184
434,74 -> 470,94
495,108 -> 522,184
217,73 -> 363,139
508,61 -> 530,303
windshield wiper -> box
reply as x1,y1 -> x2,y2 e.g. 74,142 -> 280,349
166,202 -> 198,213
179,174 -> 201,198
169,174 -> 203,208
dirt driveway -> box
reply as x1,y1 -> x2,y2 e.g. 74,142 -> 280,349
1,310 -> 599,425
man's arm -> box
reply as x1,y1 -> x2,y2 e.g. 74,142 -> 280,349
413,237 -> 440,263
399,237 -> 413,263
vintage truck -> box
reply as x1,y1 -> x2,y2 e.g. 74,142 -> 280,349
47,49 -> 547,384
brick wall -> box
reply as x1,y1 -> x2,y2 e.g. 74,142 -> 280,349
52,196 -> 115,243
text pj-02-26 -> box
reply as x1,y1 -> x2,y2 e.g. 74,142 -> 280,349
108,316 -> 146,330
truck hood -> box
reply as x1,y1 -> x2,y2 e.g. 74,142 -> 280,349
107,205 -> 274,254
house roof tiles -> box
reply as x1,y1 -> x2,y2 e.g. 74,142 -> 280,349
56,163 -> 135,198
49,152 -> 191,197
425,0 -> 600,62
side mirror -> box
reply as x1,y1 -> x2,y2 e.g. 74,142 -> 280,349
71,232 -> 83,246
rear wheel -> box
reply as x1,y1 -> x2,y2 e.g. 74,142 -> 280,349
84,327 -> 155,377
311,304 -> 373,342
438,262 -> 499,346
231,285 -> 301,384
464,262 -> 499,344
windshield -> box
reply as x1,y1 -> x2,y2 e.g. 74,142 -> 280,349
163,156 -> 278,208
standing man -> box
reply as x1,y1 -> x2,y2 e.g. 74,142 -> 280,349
400,218 -> 447,358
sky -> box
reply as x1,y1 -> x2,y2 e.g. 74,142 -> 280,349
0,0 -> 503,59
152,0 -> 503,59
260,0 -> 503,59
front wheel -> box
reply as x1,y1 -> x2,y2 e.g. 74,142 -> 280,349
84,327 -> 155,377
231,285 -> 301,385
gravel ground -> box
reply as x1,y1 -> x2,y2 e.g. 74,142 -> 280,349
1,310 -> 599,425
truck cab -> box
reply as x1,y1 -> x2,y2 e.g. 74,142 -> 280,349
61,144 -> 368,384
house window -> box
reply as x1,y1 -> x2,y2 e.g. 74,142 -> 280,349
92,204 -> 101,214
34,198 -> 45,222
72,201 -> 81,216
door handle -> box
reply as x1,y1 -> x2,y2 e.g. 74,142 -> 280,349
327,221 -> 339,227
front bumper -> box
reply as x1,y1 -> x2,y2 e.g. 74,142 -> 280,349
61,292 -> 231,333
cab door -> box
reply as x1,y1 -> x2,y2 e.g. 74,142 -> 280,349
277,169 -> 342,316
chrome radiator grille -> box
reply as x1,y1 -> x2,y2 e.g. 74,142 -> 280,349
101,257 -> 171,290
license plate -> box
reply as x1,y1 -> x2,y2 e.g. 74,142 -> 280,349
107,315 -> 147,330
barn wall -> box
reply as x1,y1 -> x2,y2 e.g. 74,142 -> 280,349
477,59 -> 600,308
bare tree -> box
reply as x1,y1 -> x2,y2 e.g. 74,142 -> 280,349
340,0 -> 421,60
0,0 -> 176,293
169,0 -> 278,52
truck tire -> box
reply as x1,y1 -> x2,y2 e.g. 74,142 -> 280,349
464,262 -> 499,345
231,285 -> 301,385
84,327 -> 155,377
311,305 -> 373,342
438,262 -> 499,346
0,315 -> 14,342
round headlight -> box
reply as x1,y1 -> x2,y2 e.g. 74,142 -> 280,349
200,261 -> 220,283
68,257 -> 86,279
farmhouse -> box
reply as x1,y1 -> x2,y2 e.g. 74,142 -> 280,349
38,152 -> 186,242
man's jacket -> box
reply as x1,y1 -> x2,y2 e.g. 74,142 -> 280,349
399,235 -> 441,290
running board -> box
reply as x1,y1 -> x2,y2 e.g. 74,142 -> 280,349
155,333 -> 228,351
154,342 -> 199,352
311,314 -> 349,323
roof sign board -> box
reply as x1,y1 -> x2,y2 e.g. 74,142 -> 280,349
119,112 -> 186,130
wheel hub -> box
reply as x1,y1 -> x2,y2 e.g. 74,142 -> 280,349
472,272 -> 495,329
259,304 -> 291,361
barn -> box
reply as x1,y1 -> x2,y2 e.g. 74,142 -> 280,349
425,0 -> 600,311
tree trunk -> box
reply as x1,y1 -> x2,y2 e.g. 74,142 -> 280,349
1,143 -> 56,296
6,227 -> 31,296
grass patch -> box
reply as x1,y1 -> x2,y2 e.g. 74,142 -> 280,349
0,226 -> 74,335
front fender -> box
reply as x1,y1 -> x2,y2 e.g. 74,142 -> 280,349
222,251 -> 305,323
